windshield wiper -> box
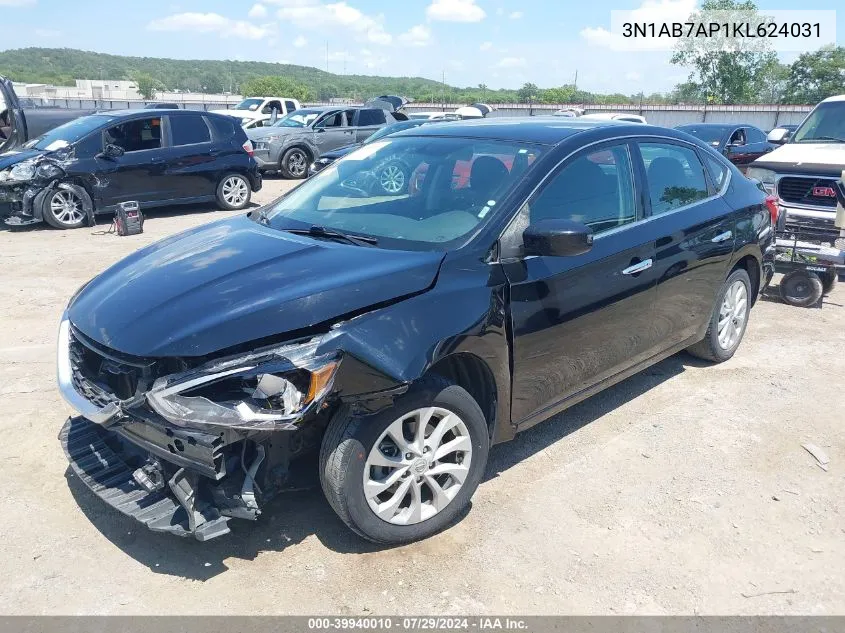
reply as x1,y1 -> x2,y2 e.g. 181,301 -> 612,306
284,225 -> 378,247
802,135 -> 845,143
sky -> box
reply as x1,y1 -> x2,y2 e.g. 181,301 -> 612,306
1,0 -> 843,94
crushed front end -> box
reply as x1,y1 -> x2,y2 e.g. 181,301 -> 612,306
1,155 -> 74,227
57,313 -> 340,541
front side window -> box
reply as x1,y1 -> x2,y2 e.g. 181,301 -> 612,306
527,144 -> 636,234
639,142 -> 709,215
274,110 -> 322,128
263,137 -> 545,250
170,115 -> 211,146
728,128 -> 747,145
262,100 -> 282,114
315,112 -> 346,128
104,117 -> 162,153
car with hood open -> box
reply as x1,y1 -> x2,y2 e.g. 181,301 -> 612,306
1,109 -> 261,228
747,95 -> 845,234
58,118 -> 775,544
247,99 -> 408,179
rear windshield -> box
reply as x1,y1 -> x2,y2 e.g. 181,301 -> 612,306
25,114 -> 115,151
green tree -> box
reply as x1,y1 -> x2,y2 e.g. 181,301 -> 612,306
517,82 -> 539,103
753,57 -> 789,103
200,72 -> 224,94
670,0 -> 777,104
782,46 -> 845,104
240,76 -> 312,101
133,73 -> 160,99
541,85 -> 577,104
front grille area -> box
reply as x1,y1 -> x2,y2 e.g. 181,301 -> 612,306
778,176 -> 839,208
68,328 -> 153,405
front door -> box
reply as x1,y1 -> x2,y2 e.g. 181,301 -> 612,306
504,142 -> 662,426
96,115 -> 171,207
639,141 -> 736,346
313,111 -> 355,153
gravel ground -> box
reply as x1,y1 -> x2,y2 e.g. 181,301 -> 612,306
0,177 -> 843,615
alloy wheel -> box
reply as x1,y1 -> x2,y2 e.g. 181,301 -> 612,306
379,164 -> 405,194
222,176 -> 249,207
717,279 -> 747,350
50,189 -> 85,225
363,407 -> 472,525
287,151 -> 307,177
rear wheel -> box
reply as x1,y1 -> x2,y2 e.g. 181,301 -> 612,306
216,173 -> 251,210
821,270 -> 838,295
687,268 -> 752,362
319,375 -> 489,543
281,147 -> 309,179
779,269 -> 823,307
42,183 -> 90,229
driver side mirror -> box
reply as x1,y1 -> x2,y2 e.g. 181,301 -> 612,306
523,219 -> 594,257
97,143 -> 125,159
767,128 -> 790,145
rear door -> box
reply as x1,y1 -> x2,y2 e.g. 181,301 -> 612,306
638,140 -> 736,347
162,112 -> 217,200
504,141 -> 662,426
0,77 -> 27,152
355,108 -> 388,143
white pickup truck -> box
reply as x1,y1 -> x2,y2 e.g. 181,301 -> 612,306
210,97 -> 302,127
748,95 -> 845,234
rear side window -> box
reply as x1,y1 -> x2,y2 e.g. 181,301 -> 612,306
170,114 -> 211,146
358,109 -> 387,126
639,142 -> 709,215
703,154 -> 729,191
209,115 -> 237,139
528,144 -> 636,233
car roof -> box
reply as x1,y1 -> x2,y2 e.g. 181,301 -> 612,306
677,122 -> 754,129
393,116 -> 639,145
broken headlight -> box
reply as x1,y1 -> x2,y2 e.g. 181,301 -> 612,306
0,161 -> 36,183
147,338 -> 338,431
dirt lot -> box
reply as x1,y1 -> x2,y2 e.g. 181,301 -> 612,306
0,177 -> 843,615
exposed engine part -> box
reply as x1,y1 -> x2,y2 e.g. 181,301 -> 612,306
132,460 -> 165,492
241,444 -> 266,515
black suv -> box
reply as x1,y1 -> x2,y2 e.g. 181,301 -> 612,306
58,119 -> 775,544
0,109 -> 261,229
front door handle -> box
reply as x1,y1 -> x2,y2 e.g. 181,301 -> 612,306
622,258 -> 653,275
711,230 -> 733,243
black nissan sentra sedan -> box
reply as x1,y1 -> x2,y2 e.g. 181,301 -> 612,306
58,118 -> 776,544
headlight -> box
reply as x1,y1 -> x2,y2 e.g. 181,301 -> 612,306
6,161 -> 36,182
35,162 -> 65,180
147,338 -> 339,431
746,167 -> 776,185
254,141 -> 270,150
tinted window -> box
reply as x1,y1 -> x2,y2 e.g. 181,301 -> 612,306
640,142 -> 709,215
74,132 -> 103,158
170,114 -> 211,146
728,128 -> 747,145
528,144 -> 636,233
284,100 -> 297,112
703,154 -> 729,190
25,114 -> 116,151
358,109 -> 387,126
104,117 -> 162,153
209,115 -> 237,138
262,100 -> 282,114
316,112 -> 345,128
747,127 -> 767,144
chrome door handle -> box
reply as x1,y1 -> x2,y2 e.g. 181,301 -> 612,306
622,259 -> 653,275
711,230 -> 733,243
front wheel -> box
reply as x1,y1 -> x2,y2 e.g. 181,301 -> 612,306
687,268 -> 752,362
42,183 -> 91,229
319,375 -> 489,544
281,147 -> 309,179
216,173 -> 251,210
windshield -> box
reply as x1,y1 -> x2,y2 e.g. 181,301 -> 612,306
273,109 -> 323,128
233,98 -> 264,111
792,101 -> 845,143
264,136 -> 544,250
677,126 -> 727,145
365,121 -> 424,144
25,114 -> 115,151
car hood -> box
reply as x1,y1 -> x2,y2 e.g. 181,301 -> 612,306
247,126 -> 302,141
0,148 -> 43,171
68,215 -> 443,357
752,141 -> 845,176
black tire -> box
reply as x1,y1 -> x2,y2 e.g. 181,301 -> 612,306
779,269 -> 823,307
215,173 -> 252,210
41,183 -> 91,229
280,147 -> 309,179
821,270 -> 838,295
319,375 -> 489,544
687,268 -> 752,363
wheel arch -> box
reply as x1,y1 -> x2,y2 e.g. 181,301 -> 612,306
729,252 -> 762,305
427,352 -> 498,443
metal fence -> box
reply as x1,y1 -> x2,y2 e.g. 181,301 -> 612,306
39,98 -> 814,131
